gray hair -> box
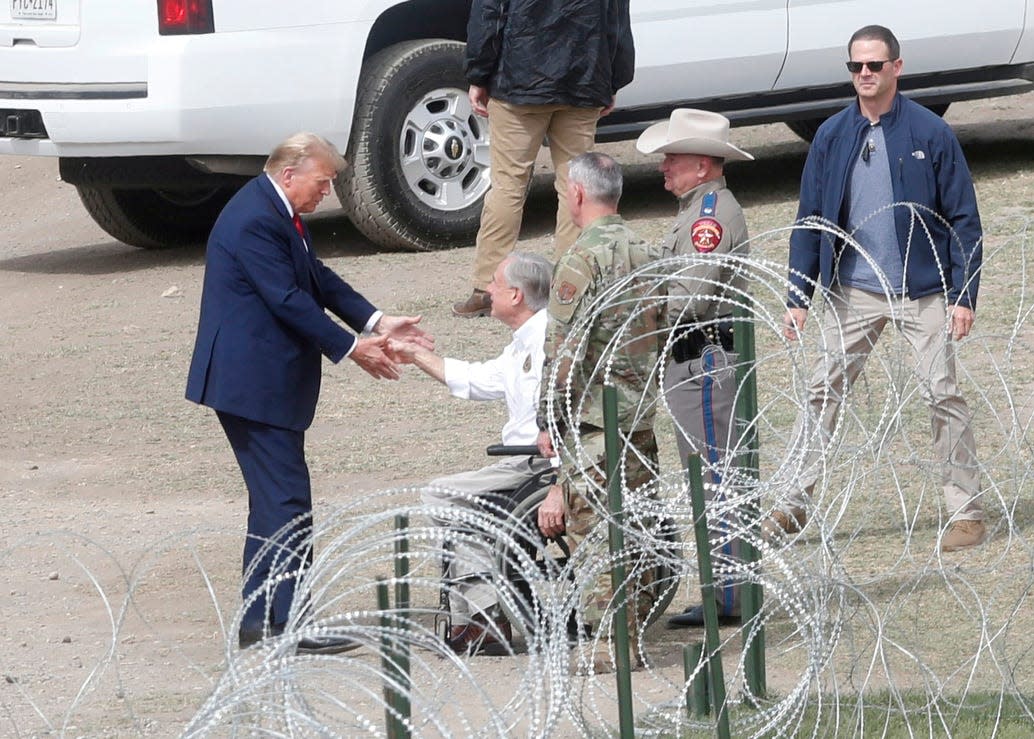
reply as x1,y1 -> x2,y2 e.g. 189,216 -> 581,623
503,251 -> 553,312
568,151 -> 623,207
264,132 -> 346,176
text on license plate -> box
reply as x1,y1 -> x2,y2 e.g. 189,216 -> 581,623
11,0 -> 56,20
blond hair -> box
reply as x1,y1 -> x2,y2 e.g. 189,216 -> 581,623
263,132 -> 346,176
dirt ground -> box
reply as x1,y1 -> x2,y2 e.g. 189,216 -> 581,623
2,94 -> 1034,736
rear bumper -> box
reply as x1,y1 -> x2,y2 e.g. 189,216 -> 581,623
0,22 -> 367,158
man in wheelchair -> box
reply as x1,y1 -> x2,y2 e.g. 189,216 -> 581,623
391,251 -> 554,656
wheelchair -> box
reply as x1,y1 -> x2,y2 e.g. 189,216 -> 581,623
433,444 -> 680,644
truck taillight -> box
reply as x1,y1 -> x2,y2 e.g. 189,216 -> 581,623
157,0 -> 214,35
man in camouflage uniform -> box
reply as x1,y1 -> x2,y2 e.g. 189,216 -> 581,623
535,151 -> 665,672
636,109 -> 754,628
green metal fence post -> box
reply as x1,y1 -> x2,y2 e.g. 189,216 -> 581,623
683,641 -> 710,718
376,579 -> 403,739
392,515 -> 412,735
732,304 -> 766,700
603,384 -> 635,739
687,455 -> 731,739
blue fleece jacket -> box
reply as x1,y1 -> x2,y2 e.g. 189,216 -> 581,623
788,93 -> 982,310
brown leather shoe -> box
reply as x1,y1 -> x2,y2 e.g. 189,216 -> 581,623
445,616 -> 512,656
761,507 -> 807,541
452,289 -> 492,318
941,519 -> 986,552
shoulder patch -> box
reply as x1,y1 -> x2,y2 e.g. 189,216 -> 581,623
556,281 -> 578,304
549,258 -> 591,323
691,217 -> 723,253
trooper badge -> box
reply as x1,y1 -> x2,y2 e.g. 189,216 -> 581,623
691,217 -> 723,252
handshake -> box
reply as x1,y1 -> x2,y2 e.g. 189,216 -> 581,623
355,314 -> 481,400
349,314 -> 435,380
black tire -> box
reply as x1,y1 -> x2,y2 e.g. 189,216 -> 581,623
338,40 -> 490,251
787,102 -> 950,143
76,185 -> 236,249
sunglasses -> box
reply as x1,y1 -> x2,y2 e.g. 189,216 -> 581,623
846,59 -> 896,74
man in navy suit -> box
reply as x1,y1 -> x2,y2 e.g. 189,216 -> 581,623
186,132 -> 432,653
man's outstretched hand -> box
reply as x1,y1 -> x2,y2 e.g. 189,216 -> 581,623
350,334 -> 401,380
375,314 -> 434,352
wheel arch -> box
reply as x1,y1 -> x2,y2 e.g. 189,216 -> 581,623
362,0 -> 471,62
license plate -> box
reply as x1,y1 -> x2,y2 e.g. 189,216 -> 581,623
11,0 -> 56,20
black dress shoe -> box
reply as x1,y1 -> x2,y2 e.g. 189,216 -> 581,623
295,634 -> 362,655
667,605 -> 739,629
238,625 -> 284,649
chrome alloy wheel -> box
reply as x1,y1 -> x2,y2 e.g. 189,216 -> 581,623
398,87 -> 491,212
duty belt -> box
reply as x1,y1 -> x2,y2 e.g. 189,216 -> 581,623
671,320 -> 734,363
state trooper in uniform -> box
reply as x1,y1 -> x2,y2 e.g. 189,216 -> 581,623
536,151 -> 665,673
636,108 -> 754,628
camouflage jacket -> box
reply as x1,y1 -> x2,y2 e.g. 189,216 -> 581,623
539,214 -> 665,434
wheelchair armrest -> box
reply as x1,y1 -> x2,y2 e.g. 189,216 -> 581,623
486,444 -> 542,457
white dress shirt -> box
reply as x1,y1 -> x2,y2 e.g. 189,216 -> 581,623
443,309 -> 547,446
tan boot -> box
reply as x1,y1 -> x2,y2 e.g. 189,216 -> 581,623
570,646 -> 645,676
941,519 -> 986,552
451,289 -> 492,318
761,507 -> 807,542
571,651 -> 615,676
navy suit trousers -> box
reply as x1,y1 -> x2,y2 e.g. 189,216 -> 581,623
217,411 -> 313,635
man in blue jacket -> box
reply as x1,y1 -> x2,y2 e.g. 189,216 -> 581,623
186,132 -> 432,652
453,0 -> 635,317
775,25 -> 985,552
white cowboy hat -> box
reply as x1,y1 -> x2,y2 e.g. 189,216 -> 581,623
636,108 -> 754,161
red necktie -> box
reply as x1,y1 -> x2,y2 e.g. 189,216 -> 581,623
292,214 -> 305,239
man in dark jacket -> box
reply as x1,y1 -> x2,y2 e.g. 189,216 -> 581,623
453,0 -> 635,317
186,132 -> 432,652
774,25 -> 985,552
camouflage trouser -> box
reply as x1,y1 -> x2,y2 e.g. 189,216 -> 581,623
558,426 -> 660,643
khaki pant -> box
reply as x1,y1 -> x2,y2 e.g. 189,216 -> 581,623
784,285 -> 982,520
470,99 -> 601,290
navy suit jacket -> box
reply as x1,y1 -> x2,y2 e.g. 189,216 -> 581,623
185,174 -> 377,431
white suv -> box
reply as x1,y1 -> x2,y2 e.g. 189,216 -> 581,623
2,1 -> 1032,251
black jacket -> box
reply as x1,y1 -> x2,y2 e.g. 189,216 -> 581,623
465,0 -> 635,108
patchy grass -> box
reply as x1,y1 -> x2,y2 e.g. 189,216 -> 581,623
680,691 -> 1034,737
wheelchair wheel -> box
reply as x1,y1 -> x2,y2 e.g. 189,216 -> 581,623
432,467 -> 555,641
493,483 -> 680,638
